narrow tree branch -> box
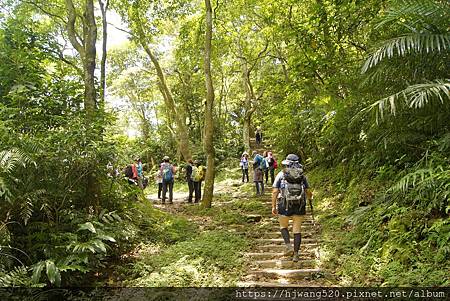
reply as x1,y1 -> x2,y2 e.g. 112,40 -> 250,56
65,0 -> 83,55
23,0 -> 66,25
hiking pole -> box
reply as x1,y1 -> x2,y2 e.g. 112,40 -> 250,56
308,195 -> 321,261
309,195 -> 315,225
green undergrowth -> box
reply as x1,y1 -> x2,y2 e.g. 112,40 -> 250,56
124,230 -> 249,287
111,168 -> 268,287
310,165 -> 449,286
112,195 -> 262,286
129,201 -> 198,245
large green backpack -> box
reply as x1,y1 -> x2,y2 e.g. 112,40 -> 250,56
194,166 -> 205,182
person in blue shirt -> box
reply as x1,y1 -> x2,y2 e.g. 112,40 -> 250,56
252,151 -> 265,195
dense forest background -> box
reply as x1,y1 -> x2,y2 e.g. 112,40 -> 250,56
0,0 -> 449,287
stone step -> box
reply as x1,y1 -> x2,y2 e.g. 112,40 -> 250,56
236,280 -> 320,287
255,238 -> 318,245
254,259 -> 317,269
248,268 -> 322,280
262,232 -> 317,239
257,244 -> 319,252
267,218 -> 316,223
237,231 -> 317,239
244,251 -> 317,260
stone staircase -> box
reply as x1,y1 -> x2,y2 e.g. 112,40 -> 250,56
249,137 -> 271,154
238,201 -> 323,287
238,136 -> 323,286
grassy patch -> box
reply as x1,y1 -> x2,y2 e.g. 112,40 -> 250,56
125,231 -> 249,286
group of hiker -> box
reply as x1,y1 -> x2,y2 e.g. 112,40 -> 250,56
124,146 -> 311,263
123,158 -> 148,189
240,150 -> 278,195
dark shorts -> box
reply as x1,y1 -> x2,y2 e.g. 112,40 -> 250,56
277,198 -> 306,216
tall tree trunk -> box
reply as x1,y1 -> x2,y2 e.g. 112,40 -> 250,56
98,0 -> 109,107
240,56 -> 255,152
139,41 -> 192,161
65,0 -> 99,208
202,0 -> 215,208
235,40 -> 267,151
243,115 -> 251,152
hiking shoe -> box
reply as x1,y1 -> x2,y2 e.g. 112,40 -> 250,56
284,244 -> 293,256
293,253 -> 299,262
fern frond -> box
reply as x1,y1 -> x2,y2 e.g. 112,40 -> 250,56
17,189 -> 46,225
376,0 -> 446,30
390,164 -> 449,195
362,34 -> 450,73
0,149 -> 28,175
366,79 -> 450,120
0,177 -> 12,203
0,266 -> 30,287
389,168 -> 434,193
408,80 -> 450,108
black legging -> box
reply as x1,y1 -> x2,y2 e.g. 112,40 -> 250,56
158,183 -> 163,199
269,168 -> 275,184
187,179 -> 194,202
242,168 -> 249,182
194,181 -> 202,202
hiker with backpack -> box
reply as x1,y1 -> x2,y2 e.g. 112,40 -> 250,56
252,151 -> 265,195
240,152 -> 249,183
192,160 -> 205,203
266,151 -> 277,184
271,154 -> 312,262
185,159 -> 195,203
160,156 -> 176,204
124,159 -> 138,185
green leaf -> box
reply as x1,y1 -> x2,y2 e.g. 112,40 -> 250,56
78,222 -> 96,233
98,234 -> 116,242
32,261 -> 45,284
46,260 -> 57,284
92,240 -> 107,253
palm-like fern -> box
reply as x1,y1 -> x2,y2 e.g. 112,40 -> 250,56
368,79 -> 450,121
0,149 -> 29,203
0,148 -> 42,225
362,0 -> 450,118
362,34 -> 450,73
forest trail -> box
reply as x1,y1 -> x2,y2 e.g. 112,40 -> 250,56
237,138 -> 325,287
143,138 -> 327,287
